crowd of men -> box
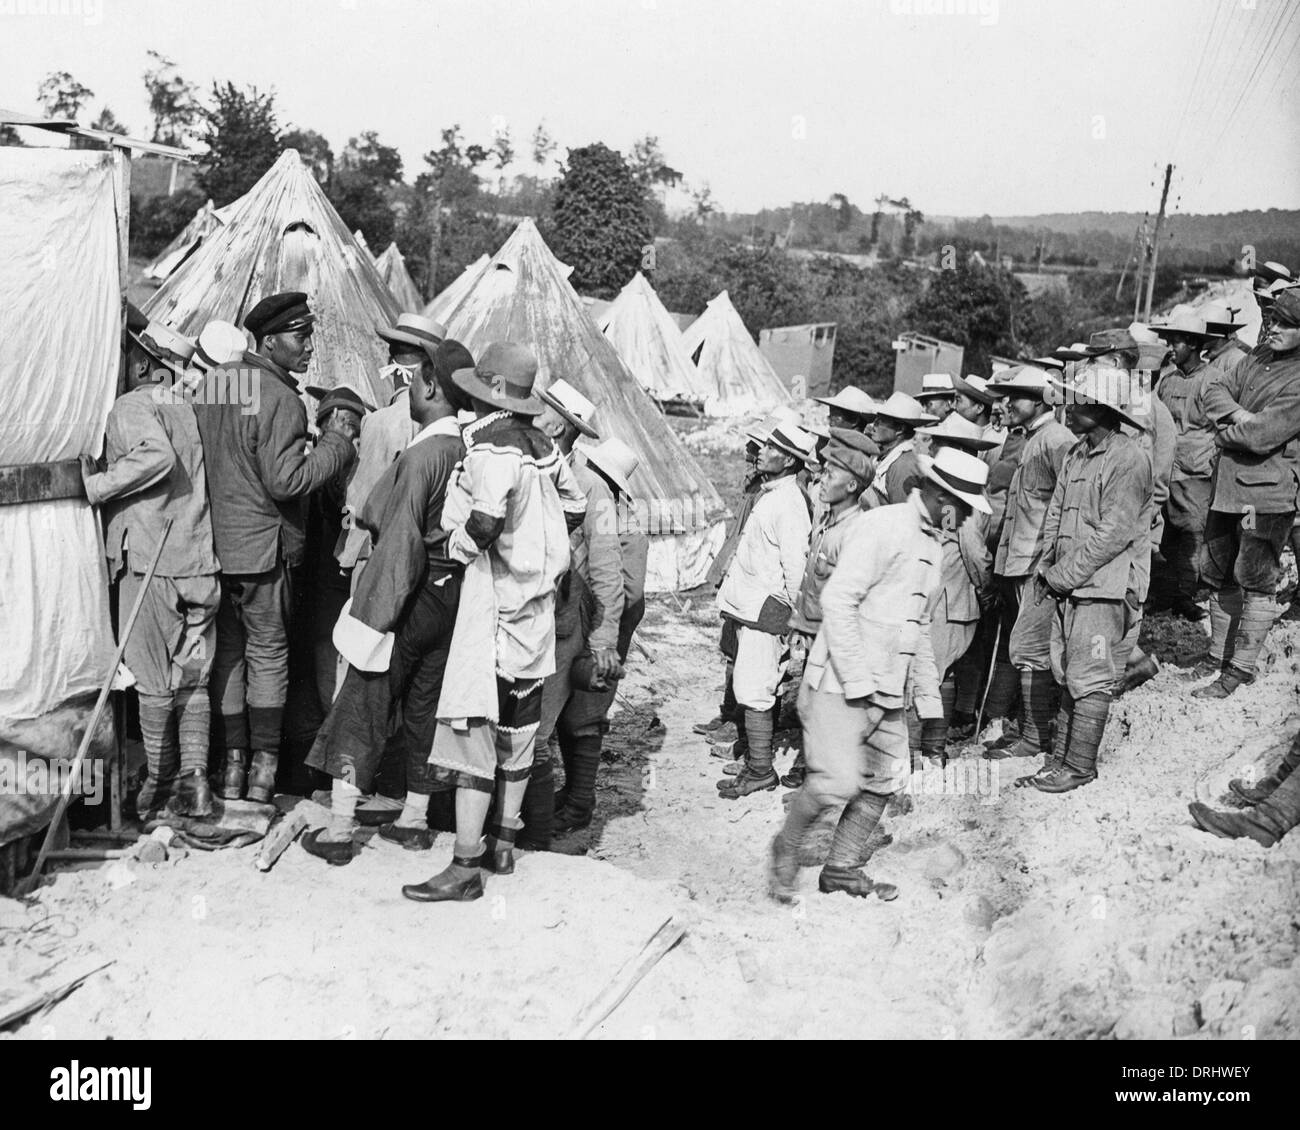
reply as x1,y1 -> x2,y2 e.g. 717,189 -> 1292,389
694,260 -> 1300,903
84,296 -> 645,903
80,256 -> 1300,908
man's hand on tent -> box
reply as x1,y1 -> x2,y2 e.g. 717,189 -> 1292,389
79,453 -> 101,501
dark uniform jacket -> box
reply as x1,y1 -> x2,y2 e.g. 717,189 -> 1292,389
194,351 -> 355,573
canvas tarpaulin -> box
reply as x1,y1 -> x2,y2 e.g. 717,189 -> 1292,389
0,148 -> 118,726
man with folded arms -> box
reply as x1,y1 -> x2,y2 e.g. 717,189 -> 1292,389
769,448 -> 989,902
1194,286 -> 1300,698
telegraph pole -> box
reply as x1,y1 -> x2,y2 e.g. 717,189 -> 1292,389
1132,218 -> 1149,323
1143,163 -> 1173,322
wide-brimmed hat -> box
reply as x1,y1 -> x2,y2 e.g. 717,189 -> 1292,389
917,412 -> 999,451
917,448 -> 991,515
1050,365 -> 1148,431
538,378 -> 600,439
873,391 -> 934,425
1253,261 -> 1293,296
987,364 -> 1055,397
451,342 -> 545,416
377,312 -> 446,353
583,436 -> 640,498
1150,311 -> 1215,342
765,422 -> 818,464
306,384 -> 375,427
1084,328 -> 1139,357
131,321 -> 196,367
194,321 -> 248,371
952,373 -> 996,406
822,427 -> 879,481
1048,342 -> 1091,363
1271,287 -> 1300,328
743,406 -> 803,446
1199,300 -> 1248,336
916,373 -> 957,401
814,386 -> 876,418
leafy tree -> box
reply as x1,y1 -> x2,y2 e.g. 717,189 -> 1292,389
196,82 -> 280,207
142,51 -> 200,145
281,127 -> 334,185
0,124 -> 24,147
37,71 -> 94,120
130,185 -> 207,258
530,121 -> 556,171
326,131 -> 403,250
415,124 -> 490,292
629,134 -> 683,234
90,106 -> 128,135
550,143 -> 651,298
491,125 -> 514,193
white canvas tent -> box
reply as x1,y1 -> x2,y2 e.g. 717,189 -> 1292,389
599,272 -> 710,407
424,254 -> 489,324
1,147 -> 120,844
144,197 -> 235,281
354,228 -> 376,264
681,290 -> 793,416
145,150 -> 400,407
376,240 -> 423,312
440,220 -> 726,591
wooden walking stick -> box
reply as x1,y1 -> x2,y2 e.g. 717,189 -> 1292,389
18,519 -> 173,897
975,619 -> 1003,737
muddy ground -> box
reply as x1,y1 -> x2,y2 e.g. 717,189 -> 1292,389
2,418 -> 1298,1040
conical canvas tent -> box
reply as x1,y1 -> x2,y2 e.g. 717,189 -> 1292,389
682,290 -> 793,417
144,197 -> 235,281
354,228 -> 375,263
145,150 -> 400,406
439,219 -> 725,591
424,253 -> 489,323
376,240 -> 423,312
599,272 -> 709,407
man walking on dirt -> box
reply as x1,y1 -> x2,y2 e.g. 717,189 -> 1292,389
768,448 -> 989,903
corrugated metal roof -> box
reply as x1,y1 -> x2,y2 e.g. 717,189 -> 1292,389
144,150 -> 399,406
441,220 -> 724,531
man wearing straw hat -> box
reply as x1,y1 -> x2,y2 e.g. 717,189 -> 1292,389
715,421 -> 816,799
1195,286 -> 1300,698
985,366 -> 1075,760
1149,311 -> 1222,621
402,343 -> 586,902
867,391 -> 934,507
1201,299 -> 1252,375
1017,365 -> 1153,793
552,437 -> 651,834
768,447 -> 990,902
814,386 -> 876,433
910,414 -> 998,762
515,379 -> 624,849
916,373 -> 957,425
81,321 -> 221,819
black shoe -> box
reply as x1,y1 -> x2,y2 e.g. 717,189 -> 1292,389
1228,777 -> 1275,805
553,803 -> 593,834
378,822 -> 434,851
168,769 -> 214,818
301,828 -> 356,866
219,747 -> 248,800
1171,599 -> 1207,622
245,750 -> 278,804
818,866 -> 899,901
1029,766 -> 1096,793
717,768 -> 778,799
402,856 -> 485,902
480,824 -> 518,875
1187,802 -> 1277,847
779,766 -> 806,789
1117,653 -> 1159,696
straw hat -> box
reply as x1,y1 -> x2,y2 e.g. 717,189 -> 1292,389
917,412 -> 999,451
765,422 -> 818,464
377,312 -> 446,352
952,373 -> 996,406
538,378 -> 600,439
916,373 -> 957,401
987,365 -> 1056,397
917,448 -> 991,514
582,437 -> 640,498
873,391 -> 934,425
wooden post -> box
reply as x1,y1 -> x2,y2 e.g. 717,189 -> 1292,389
1132,219 -> 1149,324
1143,163 -> 1173,323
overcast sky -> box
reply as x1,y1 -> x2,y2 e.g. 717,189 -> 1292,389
3,0 -> 1298,218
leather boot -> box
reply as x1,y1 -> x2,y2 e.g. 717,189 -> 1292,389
219,747 -> 248,800
990,670 -> 1055,759
717,765 -> 779,799
1230,734 -> 1299,803
554,734 -> 601,832
780,750 -> 806,789
818,865 -> 899,901
245,750 -> 278,804
302,828 -> 357,865
1032,691 -> 1108,793
168,768 -> 214,818
480,823 -> 519,875
1192,666 -> 1250,699
402,854 -> 485,902
1118,651 -> 1159,696
1187,802 -> 1278,847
